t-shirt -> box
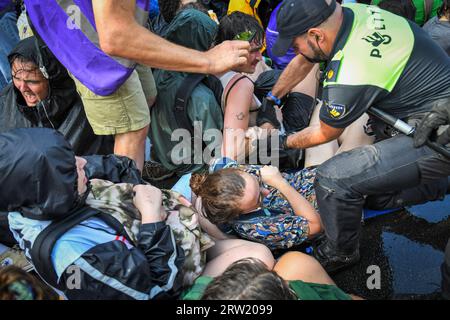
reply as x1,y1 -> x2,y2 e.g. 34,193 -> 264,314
320,4 -> 450,129
423,16 -> 450,55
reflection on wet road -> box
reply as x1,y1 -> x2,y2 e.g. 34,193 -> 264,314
333,196 -> 450,300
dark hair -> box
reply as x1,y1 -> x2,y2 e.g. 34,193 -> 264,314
158,0 -> 181,23
377,0 -> 416,21
216,11 -> 264,46
438,0 -> 450,20
0,266 -> 59,300
179,1 -> 208,15
190,168 -> 246,224
202,258 -> 297,300
159,0 -> 210,24
8,54 -> 38,72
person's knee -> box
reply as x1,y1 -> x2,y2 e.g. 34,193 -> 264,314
274,251 -> 332,284
278,251 -> 322,271
115,125 -> 149,144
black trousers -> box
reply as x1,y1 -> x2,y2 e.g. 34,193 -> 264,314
314,134 -> 450,255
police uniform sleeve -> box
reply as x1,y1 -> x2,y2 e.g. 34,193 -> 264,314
319,84 -> 387,128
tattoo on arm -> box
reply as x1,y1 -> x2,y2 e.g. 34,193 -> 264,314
236,112 -> 245,120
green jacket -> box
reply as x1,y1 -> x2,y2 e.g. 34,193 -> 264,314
150,10 -> 223,176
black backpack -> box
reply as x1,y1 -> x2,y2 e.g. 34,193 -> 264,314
173,74 -> 223,136
30,207 -> 131,290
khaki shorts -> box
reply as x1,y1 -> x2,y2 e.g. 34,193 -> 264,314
71,65 -> 157,135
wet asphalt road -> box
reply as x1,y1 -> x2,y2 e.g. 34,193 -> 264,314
332,196 -> 450,300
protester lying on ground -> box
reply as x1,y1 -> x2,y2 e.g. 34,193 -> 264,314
371,0 -> 443,26
0,127 -> 274,299
0,127 -> 185,299
190,163 -> 322,250
0,265 -> 59,300
423,0 -> 450,55
0,37 -> 113,156
183,253 -> 359,300
265,0 -> 450,273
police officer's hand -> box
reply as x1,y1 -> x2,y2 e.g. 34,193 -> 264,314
256,98 -> 281,129
414,100 -> 450,147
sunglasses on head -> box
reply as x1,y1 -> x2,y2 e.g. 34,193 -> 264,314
234,30 -> 256,42
234,30 -> 262,53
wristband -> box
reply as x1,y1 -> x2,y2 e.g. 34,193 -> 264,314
266,91 -> 281,106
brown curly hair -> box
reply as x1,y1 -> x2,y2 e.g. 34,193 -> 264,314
190,168 -> 246,225
0,266 -> 59,300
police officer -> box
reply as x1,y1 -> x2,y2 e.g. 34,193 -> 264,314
263,0 -> 450,272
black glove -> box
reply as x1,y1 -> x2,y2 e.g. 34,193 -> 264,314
414,100 -> 450,148
257,97 -> 281,129
248,133 -> 302,170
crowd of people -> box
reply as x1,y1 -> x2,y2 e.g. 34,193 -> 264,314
0,0 -> 449,300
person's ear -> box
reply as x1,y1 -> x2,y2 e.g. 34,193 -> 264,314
308,29 -> 322,41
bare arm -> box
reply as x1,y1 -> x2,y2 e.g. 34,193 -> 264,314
286,120 -> 344,149
276,180 -> 322,235
261,166 -> 322,236
222,76 -> 254,159
93,0 -> 249,74
271,55 -> 315,99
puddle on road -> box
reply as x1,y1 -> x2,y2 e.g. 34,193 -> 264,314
334,197 -> 450,299
382,232 -> 443,295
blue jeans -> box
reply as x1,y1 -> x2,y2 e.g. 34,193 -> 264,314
0,10 -> 19,90
314,132 -> 450,255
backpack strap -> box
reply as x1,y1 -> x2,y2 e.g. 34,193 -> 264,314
30,207 -> 101,290
174,74 -> 207,135
224,75 -> 254,108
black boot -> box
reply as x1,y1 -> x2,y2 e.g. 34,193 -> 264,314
312,239 -> 360,274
